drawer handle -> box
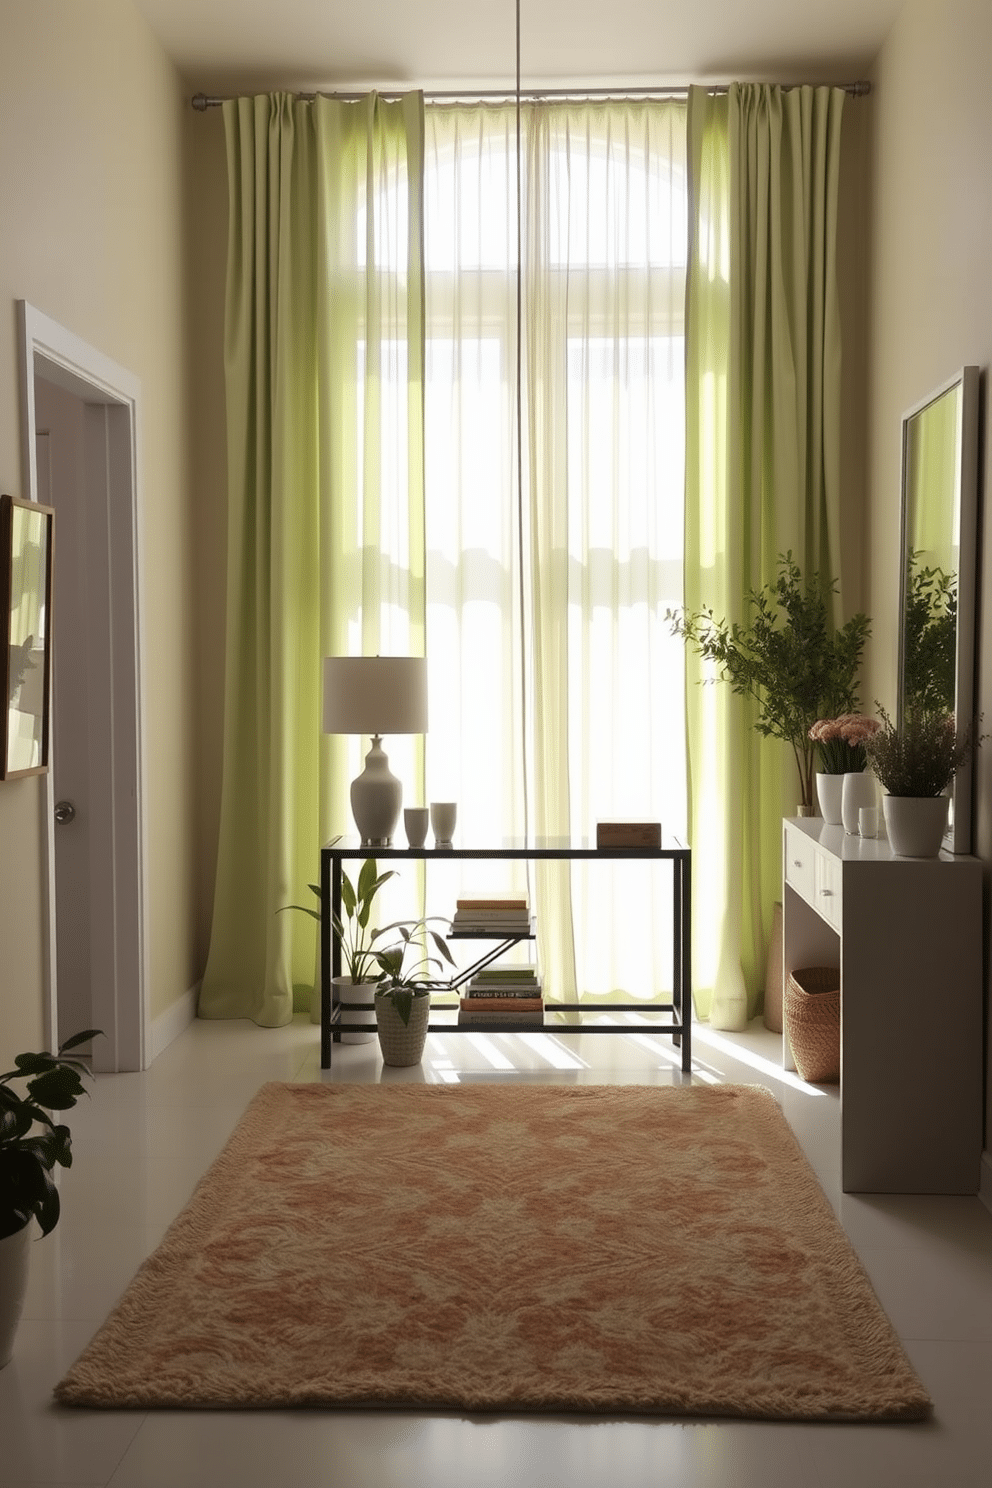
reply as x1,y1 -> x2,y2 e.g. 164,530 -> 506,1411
820,888 -> 833,897
793,859 -> 803,867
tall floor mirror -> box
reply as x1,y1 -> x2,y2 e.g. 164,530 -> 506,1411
897,365 -> 980,853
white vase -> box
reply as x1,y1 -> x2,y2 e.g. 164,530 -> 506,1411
332,977 -> 379,1044
841,771 -> 877,834
816,773 -> 845,826
883,795 -> 949,858
0,1223 -> 31,1369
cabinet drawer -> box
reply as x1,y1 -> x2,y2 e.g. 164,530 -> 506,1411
784,828 -> 815,907
814,850 -> 842,929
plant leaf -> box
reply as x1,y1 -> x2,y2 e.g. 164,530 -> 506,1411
57,1029 -> 102,1055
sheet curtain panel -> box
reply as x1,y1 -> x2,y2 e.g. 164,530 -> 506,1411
684,83 -> 845,1028
199,91 -> 426,1025
422,101 -> 688,1006
520,101 -> 688,1004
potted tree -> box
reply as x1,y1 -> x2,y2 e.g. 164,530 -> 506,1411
0,1029 -> 100,1368
668,554 -> 871,815
864,707 -> 981,857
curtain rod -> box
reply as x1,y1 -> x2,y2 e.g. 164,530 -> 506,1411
191,79 -> 870,111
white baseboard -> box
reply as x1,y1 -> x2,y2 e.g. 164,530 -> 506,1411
980,1151 -> 992,1216
148,982 -> 200,1064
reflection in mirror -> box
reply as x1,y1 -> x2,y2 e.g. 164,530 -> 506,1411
2,494 -> 55,779
897,367 -> 980,853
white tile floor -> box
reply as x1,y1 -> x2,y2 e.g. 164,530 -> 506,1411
3,1013 -> 992,1488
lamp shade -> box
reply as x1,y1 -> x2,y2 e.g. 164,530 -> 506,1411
322,657 -> 428,736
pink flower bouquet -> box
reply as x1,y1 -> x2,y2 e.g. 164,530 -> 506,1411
809,714 -> 881,775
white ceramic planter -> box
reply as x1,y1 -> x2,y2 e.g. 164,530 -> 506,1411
0,1223 -> 31,1369
332,977 -> 380,1044
841,771 -> 877,834
883,795 -> 949,858
816,773 -> 844,826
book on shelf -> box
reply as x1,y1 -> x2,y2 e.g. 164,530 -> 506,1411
464,971 -> 541,996
456,896 -> 529,911
457,1006 -> 545,1025
452,908 -> 532,922
469,975 -> 539,987
596,820 -> 661,849
462,990 -> 542,1001
451,914 -> 535,935
471,964 -> 539,978
458,996 -> 544,1013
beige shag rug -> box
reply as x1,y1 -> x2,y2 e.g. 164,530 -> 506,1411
56,1081 -> 930,1419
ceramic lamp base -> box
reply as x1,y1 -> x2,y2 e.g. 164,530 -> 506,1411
350,735 -> 402,846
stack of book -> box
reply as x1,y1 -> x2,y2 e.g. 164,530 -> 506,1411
458,964 -> 544,1026
450,896 -> 534,937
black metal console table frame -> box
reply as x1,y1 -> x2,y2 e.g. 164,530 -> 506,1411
319,838 -> 691,1073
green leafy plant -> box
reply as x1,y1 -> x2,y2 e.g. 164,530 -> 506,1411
864,707 -> 981,798
374,927 -> 455,1026
281,859 -> 399,983
281,860 -> 453,1013
668,554 -> 871,812
0,1030 -> 102,1239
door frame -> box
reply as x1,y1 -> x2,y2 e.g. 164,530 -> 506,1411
18,301 -> 149,1072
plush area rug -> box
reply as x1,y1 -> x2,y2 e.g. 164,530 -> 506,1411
56,1081 -> 930,1419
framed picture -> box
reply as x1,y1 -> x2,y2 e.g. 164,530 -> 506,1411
1,493 -> 55,779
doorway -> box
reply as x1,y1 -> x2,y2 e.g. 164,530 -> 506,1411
19,302 -> 148,1072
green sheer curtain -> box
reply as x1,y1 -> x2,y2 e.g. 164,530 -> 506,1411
199,91 -> 425,1026
684,83 -> 846,1029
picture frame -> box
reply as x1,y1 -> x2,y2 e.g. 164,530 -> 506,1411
1,493 -> 55,779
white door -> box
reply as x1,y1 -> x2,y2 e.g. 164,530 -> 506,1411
20,302 -> 148,1073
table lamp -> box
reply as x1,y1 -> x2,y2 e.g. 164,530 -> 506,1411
322,656 -> 428,846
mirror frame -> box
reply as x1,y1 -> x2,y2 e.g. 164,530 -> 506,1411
897,365 -> 980,853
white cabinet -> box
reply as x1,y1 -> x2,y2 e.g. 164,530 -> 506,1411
782,817 -> 982,1194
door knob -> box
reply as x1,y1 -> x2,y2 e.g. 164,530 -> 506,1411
54,799 -> 76,825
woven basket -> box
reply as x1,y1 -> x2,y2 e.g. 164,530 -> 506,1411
785,966 -> 840,1084
374,991 -> 430,1067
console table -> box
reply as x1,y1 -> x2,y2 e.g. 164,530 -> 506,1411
782,816 -> 982,1193
319,836 -> 691,1072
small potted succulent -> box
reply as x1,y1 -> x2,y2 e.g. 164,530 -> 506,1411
0,1030 -> 101,1368
864,707 -> 981,856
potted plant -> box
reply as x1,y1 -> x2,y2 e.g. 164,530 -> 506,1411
864,707 -> 981,857
282,859 -> 453,1047
808,714 -> 881,829
373,927 -> 455,1067
668,554 -> 871,814
0,1029 -> 100,1368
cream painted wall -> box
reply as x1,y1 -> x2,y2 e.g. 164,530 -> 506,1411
0,0 -> 196,1062
868,0 -> 992,1145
